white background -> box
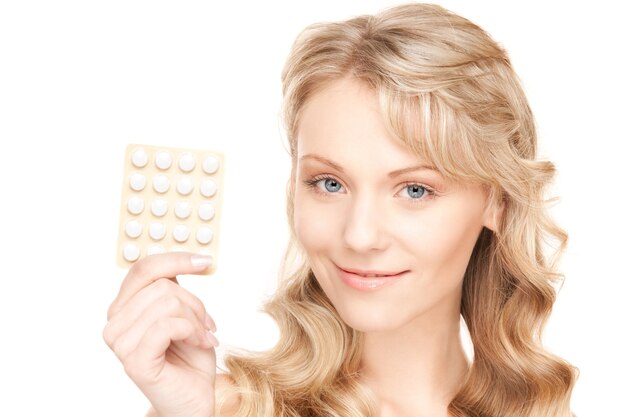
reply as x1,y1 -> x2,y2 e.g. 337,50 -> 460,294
0,1 -> 623,416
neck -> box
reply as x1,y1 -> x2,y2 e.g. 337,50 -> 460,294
359,308 -> 469,417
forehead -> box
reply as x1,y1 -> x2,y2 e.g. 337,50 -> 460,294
296,78 -> 429,168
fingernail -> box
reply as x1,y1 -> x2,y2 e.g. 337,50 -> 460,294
205,330 -> 220,347
204,313 -> 217,332
190,255 -> 213,269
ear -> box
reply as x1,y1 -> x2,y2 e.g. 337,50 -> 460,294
482,188 -> 505,234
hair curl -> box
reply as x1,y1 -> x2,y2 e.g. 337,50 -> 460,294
222,4 -> 578,416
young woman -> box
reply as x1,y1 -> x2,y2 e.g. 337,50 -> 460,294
104,4 -> 577,416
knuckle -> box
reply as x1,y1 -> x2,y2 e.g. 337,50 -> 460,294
128,258 -> 149,278
112,336 -> 132,360
153,317 -> 171,333
173,295 -> 187,310
107,300 -> 121,320
163,295 -> 184,312
111,337 -> 123,356
102,323 -> 114,347
188,293 -> 206,313
153,278 -> 174,296
122,353 -> 142,380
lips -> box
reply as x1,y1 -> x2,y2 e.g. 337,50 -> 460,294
336,264 -> 407,291
340,266 -> 405,277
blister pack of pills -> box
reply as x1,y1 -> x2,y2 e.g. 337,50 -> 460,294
117,144 -> 225,274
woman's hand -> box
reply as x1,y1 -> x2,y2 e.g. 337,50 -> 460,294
103,253 -> 219,417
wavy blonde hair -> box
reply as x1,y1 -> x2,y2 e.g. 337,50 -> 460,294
222,3 -> 578,416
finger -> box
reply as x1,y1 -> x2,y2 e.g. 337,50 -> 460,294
123,317 -> 217,384
108,252 -> 213,319
105,278 -> 215,345
108,294 -> 208,360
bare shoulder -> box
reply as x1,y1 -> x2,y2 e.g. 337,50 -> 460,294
215,373 -> 241,417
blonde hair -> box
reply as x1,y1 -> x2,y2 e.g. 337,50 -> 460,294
223,3 -> 578,416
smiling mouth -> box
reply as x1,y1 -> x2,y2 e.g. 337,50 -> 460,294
336,265 -> 408,291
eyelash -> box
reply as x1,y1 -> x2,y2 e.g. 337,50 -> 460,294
303,174 -> 437,205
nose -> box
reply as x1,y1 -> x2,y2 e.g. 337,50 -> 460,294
342,193 -> 388,252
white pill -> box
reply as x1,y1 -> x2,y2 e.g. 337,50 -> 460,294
155,151 -> 172,170
123,244 -> 141,262
173,225 -> 190,243
127,197 -> 144,215
149,222 -> 166,241
175,201 -> 192,219
202,155 -> 220,174
198,202 -> 215,221
151,199 -> 168,217
125,220 -> 143,238
146,245 -> 165,256
131,149 -> 148,168
176,177 -> 194,195
153,174 -> 170,193
178,153 -> 196,172
200,179 -> 217,197
129,173 -> 146,191
196,226 -> 213,244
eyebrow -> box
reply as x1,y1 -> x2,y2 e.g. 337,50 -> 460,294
299,154 -> 439,178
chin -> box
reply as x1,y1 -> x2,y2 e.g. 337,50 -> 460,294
333,302 -> 409,333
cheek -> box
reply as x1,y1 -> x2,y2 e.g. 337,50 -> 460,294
293,189 -> 342,254
396,203 -> 484,270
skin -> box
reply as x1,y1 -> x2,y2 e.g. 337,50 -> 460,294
103,77 -> 500,417
292,78 -> 500,417
104,253 -> 242,417
103,253 -> 222,417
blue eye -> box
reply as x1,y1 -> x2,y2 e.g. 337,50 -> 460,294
398,183 -> 434,203
406,184 -> 425,199
303,175 -> 344,194
322,178 -> 342,193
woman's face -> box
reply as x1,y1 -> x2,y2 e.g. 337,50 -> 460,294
292,78 -> 497,333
